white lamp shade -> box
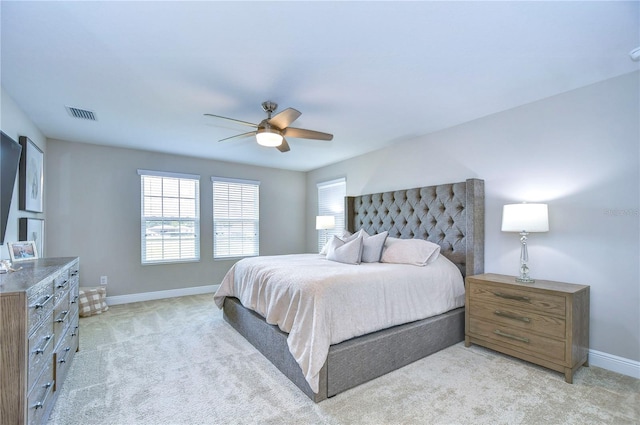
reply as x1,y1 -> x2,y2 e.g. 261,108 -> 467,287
256,129 -> 283,147
501,203 -> 549,232
316,215 -> 336,230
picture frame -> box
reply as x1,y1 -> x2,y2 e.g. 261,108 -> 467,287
19,217 -> 44,258
19,136 -> 44,213
7,240 -> 39,262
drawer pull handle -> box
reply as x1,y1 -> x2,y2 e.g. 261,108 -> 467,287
493,292 -> 530,302
494,310 -> 531,323
70,295 -> 79,304
33,334 -> 53,355
31,295 -> 52,310
494,329 -> 529,343
55,310 -> 69,323
56,279 -> 69,289
32,381 -> 54,409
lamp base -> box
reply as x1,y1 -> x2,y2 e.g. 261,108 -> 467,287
516,277 -> 535,283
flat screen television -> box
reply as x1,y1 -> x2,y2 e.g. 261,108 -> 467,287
1,132 -> 23,245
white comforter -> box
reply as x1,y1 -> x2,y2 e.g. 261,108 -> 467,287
214,253 -> 465,393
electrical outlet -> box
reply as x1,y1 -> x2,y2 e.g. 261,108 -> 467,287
100,276 -> 108,285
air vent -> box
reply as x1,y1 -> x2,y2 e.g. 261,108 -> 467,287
65,106 -> 97,121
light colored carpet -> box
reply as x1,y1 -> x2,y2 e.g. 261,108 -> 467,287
48,294 -> 639,425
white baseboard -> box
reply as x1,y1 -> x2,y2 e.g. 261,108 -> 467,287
106,287 -> 639,380
105,284 -> 220,306
589,348 -> 640,379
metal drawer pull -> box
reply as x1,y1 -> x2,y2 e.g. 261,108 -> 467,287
493,292 -> 530,302
494,329 -> 529,343
33,335 -> 53,355
58,349 -> 70,364
70,295 -> 79,304
55,310 -> 69,323
56,279 -> 69,289
32,381 -> 54,409
31,295 -> 52,310
494,310 -> 531,323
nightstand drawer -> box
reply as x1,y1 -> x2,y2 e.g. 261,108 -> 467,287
469,282 -> 565,316
469,317 -> 565,362
468,300 -> 566,339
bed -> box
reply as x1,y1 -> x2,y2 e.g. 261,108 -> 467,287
215,178 -> 484,402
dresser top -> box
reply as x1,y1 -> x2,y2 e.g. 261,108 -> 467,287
467,273 -> 590,294
0,257 -> 78,294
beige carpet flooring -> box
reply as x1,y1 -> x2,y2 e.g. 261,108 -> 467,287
48,294 -> 639,425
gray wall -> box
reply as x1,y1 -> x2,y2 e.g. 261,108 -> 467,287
306,71 -> 640,362
0,87 -> 47,260
44,140 -> 307,297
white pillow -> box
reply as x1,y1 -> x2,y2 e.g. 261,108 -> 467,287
320,229 -> 355,255
361,231 -> 388,263
326,235 -> 364,265
380,237 -> 441,266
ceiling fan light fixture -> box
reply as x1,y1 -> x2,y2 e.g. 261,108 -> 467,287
256,127 -> 283,147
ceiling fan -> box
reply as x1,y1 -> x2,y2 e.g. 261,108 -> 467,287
204,101 -> 333,153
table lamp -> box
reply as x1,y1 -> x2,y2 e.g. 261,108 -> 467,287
501,203 -> 549,283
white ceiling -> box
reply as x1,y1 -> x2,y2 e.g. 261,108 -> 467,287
1,1 -> 638,172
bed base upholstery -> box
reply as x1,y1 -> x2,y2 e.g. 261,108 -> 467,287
222,178 -> 484,402
224,297 -> 464,402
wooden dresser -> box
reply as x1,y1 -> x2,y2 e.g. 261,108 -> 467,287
0,257 -> 80,425
465,273 -> 589,383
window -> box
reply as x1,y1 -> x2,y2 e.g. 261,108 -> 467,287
138,170 -> 200,264
212,177 -> 260,259
317,178 -> 346,251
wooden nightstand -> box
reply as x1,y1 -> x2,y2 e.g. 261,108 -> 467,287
465,273 -> 590,383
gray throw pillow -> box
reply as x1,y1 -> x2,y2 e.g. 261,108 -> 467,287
361,231 -> 388,263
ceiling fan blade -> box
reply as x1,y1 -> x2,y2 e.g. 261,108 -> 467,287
204,114 -> 258,128
268,108 -> 301,129
276,138 -> 291,153
283,127 -> 333,141
218,131 -> 257,142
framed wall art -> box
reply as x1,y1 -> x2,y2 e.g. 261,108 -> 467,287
7,240 -> 39,262
19,136 -> 44,213
19,217 -> 44,258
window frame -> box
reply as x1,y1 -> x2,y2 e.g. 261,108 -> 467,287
212,176 -> 260,260
138,169 -> 201,265
317,177 -> 346,252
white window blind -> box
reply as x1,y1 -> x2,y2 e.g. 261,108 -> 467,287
138,170 -> 200,264
212,177 -> 260,259
317,178 -> 346,251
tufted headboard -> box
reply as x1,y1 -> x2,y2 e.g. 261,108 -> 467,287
345,178 -> 484,277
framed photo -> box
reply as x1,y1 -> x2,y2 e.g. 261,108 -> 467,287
7,240 -> 39,262
19,218 -> 44,258
19,136 -> 44,213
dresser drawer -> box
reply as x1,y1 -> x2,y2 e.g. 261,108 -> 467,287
27,360 -> 54,425
469,317 -> 565,362
53,270 -> 71,306
468,282 -> 566,316
27,282 -> 54,336
468,300 -> 566,339
27,320 -> 54,393
54,320 -> 79,390
53,300 -> 72,348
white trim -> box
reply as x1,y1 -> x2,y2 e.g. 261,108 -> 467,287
137,169 -> 200,180
589,348 -> 640,379
105,284 -> 219,306
211,176 -> 261,186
